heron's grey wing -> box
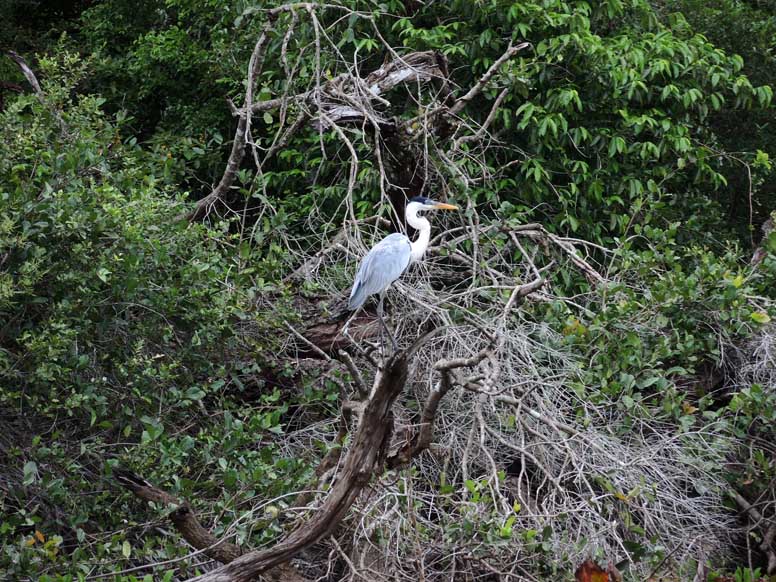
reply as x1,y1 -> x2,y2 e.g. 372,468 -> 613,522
348,233 -> 411,310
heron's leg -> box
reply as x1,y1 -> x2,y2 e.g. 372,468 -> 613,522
342,309 -> 356,343
376,293 -> 385,353
377,292 -> 398,352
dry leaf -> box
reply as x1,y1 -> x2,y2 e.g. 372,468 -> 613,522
575,559 -> 609,582
34,530 -> 45,543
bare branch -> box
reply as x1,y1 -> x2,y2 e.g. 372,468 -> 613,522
186,19 -> 275,221
6,51 -> 68,134
448,42 -> 530,116
337,349 -> 369,399
7,51 -> 43,97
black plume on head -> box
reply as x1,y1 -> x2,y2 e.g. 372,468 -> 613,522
409,196 -> 432,204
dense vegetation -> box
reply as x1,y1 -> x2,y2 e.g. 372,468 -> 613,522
1,1 -> 775,580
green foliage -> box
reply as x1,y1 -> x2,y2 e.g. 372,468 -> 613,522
661,0 -> 776,226
0,54 -> 240,419
0,54 -> 315,580
58,0 -> 774,245
393,0 -> 773,243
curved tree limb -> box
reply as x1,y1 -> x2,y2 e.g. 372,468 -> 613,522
448,42 -> 530,116
386,339 -> 498,469
186,350 -> 410,582
7,51 -> 44,99
114,469 -> 309,581
185,19 -> 274,222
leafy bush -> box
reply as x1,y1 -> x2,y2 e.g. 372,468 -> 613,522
0,54 -> 312,579
0,54 -> 242,420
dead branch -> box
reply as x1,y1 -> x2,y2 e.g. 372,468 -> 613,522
449,42 -> 530,116
6,51 -> 68,134
186,2 -> 530,230
453,86 -> 510,148
114,469 -> 309,581
185,20 -> 275,222
187,350 -> 410,581
383,327 -> 499,472
507,223 -> 606,285
190,40 -> 444,221
337,349 -> 369,399
235,50 -> 444,123
7,51 -> 44,98
312,50 -> 445,128
730,489 -> 776,574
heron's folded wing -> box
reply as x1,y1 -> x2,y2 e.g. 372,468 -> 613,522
349,233 -> 411,309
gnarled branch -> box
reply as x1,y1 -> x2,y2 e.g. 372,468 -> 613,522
114,469 -> 309,581
187,350 -> 410,581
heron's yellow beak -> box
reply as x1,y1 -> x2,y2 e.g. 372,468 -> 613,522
434,202 -> 459,210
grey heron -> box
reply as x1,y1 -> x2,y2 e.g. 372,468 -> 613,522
347,196 -> 458,349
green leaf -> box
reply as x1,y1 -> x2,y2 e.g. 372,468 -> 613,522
23,461 -> 38,486
766,232 -> 776,254
750,312 -> 771,324
638,376 -> 660,389
566,214 -> 579,232
122,540 -> 131,558
96,267 -> 111,283
185,386 -> 206,400
500,515 -> 515,538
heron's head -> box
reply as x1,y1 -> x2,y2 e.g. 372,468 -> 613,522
407,196 -> 459,212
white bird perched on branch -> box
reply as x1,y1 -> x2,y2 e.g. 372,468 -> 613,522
347,196 -> 458,349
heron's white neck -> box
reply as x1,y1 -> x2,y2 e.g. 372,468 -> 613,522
406,202 -> 431,262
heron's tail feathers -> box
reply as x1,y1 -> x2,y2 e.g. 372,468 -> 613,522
348,281 -> 367,311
